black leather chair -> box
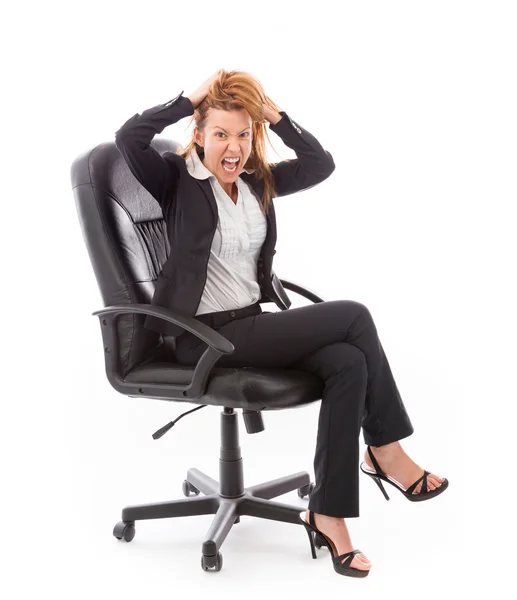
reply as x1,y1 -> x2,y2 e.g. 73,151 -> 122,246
70,137 -> 327,572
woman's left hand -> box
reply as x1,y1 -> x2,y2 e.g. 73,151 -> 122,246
261,95 -> 282,125
262,103 -> 282,125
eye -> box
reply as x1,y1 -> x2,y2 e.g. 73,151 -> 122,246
215,131 -> 250,138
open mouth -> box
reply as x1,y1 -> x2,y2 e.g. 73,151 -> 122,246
221,157 -> 240,173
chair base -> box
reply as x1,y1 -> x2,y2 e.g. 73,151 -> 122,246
113,407 -> 314,571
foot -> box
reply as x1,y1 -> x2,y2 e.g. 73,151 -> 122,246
304,510 -> 371,571
363,441 -> 445,495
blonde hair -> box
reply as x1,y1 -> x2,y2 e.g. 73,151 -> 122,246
177,69 -> 282,214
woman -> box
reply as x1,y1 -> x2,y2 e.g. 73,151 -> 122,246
115,69 -> 448,577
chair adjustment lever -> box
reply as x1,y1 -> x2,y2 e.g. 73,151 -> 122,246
152,421 -> 175,439
152,404 -> 208,440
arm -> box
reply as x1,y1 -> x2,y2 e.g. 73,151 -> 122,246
114,91 -> 195,210
264,106 -> 335,197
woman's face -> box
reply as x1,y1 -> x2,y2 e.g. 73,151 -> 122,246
194,108 -> 253,185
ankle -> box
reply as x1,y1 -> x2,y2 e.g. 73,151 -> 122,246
370,441 -> 401,455
307,510 -> 343,526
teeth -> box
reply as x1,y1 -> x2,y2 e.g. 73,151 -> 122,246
224,157 -> 239,162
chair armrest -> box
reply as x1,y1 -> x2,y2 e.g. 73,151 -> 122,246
92,303 -> 235,400
92,304 -> 234,353
278,279 -> 326,304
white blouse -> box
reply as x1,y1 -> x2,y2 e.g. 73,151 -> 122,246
185,148 -> 267,315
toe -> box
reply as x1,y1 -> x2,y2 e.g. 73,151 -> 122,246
350,555 -> 371,570
429,476 -> 441,488
413,475 -> 445,493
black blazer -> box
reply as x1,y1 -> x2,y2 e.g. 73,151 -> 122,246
115,91 -> 335,337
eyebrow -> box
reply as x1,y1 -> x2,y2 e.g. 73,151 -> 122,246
213,126 -> 251,133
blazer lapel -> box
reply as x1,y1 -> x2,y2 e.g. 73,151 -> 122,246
195,178 -> 218,220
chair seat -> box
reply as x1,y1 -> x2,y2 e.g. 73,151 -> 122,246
125,362 -> 324,410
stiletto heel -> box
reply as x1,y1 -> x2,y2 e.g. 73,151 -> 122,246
372,474 -> 390,500
301,522 -> 317,559
298,510 -> 370,578
360,445 -> 449,502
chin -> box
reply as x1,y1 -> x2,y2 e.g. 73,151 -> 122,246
220,166 -> 240,178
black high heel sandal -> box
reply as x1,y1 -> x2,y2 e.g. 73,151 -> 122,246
298,510 -> 370,578
360,445 -> 449,502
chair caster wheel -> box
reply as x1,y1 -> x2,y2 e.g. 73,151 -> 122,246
182,479 -> 200,496
297,482 -> 315,499
113,521 -> 135,542
314,533 -> 326,549
201,551 -> 223,572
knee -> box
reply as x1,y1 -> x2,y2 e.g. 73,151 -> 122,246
339,299 -> 376,330
340,344 -> 367,375
344,299 -> 373,318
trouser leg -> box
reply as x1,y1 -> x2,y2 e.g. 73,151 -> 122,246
174,300 -> 415,516
293,342 -> 368,517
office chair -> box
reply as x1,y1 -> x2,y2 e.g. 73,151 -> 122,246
70,137 -> 327,572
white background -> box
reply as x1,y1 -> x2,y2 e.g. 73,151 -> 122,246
2,0 -> 515,597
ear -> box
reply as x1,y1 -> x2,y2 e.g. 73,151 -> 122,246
193,127 -> 204,147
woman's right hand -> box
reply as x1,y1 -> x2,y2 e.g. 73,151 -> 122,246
186,71 -> 221,109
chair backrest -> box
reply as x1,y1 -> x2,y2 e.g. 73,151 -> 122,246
70,138 -> 179,377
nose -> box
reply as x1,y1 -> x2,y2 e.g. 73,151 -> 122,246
227,137 -> 241,153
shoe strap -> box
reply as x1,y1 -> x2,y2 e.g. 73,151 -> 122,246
405,470 -> 429,495
367,446 -> 386,477
309,510 -> 316,528
332,548 -> 361,568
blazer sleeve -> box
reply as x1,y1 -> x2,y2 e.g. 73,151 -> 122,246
268,111 -> 335,197
114,91 -> 195,210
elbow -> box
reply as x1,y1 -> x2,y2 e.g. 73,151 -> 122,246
114,134 -> 129,159
114,112 -> 139,146
115,125 -> 132,145
320,150 -> 336,180
114,127 -> 140,155
114,127 -> 128,151
325,150 -> 335,174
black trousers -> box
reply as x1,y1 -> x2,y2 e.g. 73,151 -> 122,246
171,299 -> 414,518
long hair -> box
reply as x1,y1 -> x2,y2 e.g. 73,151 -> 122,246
177,69 -> 282,214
